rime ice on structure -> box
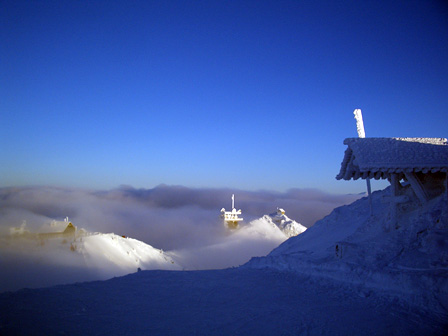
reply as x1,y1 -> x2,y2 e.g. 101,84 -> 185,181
10,216 -> 77,239
221,194 -> 243,229
353,109 -> 366,138
268,207 -> 307,237
336,137 -> 448,184
336,136 -> 448,227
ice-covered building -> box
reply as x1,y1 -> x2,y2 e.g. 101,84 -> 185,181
220,194 -> 243,229
268,208 -> 307,237
336,137 -> 448,223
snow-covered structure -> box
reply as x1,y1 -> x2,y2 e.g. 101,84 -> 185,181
220,194 -> 243,229
337,137 -> 448,224
39,217 -> 76,239
336,138 -> 448,184
266,207 -> 307,237
9,217 -> 77,239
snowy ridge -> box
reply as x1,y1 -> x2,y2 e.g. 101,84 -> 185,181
245,187 -> 448,312
78,232 -> 180,274
0,231 -> 180,292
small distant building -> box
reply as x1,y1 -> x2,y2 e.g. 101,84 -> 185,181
221,194 -> 243,229
336,137 -> 448,224
38,217 -> 77,239
62,222 -> 76,235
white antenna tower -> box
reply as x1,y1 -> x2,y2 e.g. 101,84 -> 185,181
221,194 -> 243,229
353,109 -> 365,138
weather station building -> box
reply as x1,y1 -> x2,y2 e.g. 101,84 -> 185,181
221,194 -> 243,229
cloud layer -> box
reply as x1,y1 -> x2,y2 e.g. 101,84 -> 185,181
0,185 -> 362,247
0,185 -> 362,291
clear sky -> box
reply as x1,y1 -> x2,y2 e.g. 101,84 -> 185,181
1,0 -> 447,193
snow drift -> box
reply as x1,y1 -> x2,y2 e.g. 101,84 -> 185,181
246,187 -> 448,313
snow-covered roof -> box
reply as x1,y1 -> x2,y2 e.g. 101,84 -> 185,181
336,137 -> 448,180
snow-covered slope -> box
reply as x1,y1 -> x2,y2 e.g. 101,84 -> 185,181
0,232 -> 180,292
78,233 -> 180,274
1,265 -> 446,335
246,187 -> 448,312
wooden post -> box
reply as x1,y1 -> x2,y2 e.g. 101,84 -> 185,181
390,174 -> 399,228
366,178 -> 372,216
405,172 -> 428,204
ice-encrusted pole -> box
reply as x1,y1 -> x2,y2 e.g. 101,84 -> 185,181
354,109 -> 372,216
354,109 -> 365,138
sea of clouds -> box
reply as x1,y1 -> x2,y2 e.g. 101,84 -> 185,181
0,185 -> 362,291
0,184 -> 362,247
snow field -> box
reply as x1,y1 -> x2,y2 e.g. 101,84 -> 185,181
0,268 -> 445,335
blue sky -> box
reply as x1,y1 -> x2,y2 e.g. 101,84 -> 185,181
1,0 -> 447,193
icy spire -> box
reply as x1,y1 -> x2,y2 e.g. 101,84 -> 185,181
353,109 -> 365,138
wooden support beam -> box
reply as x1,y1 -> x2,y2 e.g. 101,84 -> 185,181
389,174 -> 400,229
405,172 -> 429,204
366,178 -> 372,216
390,173 -> 401,193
